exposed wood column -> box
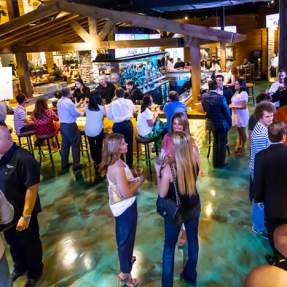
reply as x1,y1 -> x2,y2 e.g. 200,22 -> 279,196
188,38 -> 201,107
7,0 -> 33,97
279,0 -> 287,71
88,17 -> 101,47
6,0 -> 20,19
45,52 -> 54,73
220,43 -> 226,71
15,53 -> 33,97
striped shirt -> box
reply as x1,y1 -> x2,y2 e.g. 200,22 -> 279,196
14,105 -> 27,135
249,121 -> 270,179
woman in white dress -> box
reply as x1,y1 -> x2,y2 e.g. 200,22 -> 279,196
230,79 -> 249,155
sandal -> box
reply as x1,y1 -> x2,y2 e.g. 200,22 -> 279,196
118,273 -> 140,287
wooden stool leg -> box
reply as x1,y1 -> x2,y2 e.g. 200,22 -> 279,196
84,135 -> 90,162
38,142 -> 42,166
18,137 -> 22,147
144,144 -> 148,165
28,136 -> 34,156
147,143 -> 152,180
47,138 -> 54,166
80,135 -> 84,156
55,135 -> 61,155
207,130 -> 211,159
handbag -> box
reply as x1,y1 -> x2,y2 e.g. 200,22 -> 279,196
152,117 -> 164,136
156,163 -> 183,226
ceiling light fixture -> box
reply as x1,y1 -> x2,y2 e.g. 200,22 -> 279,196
184,16 -> 188,20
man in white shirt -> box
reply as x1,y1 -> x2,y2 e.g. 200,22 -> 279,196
167,58 -> 174,71
0,190 -> 14,287
107,88 -> 136,168
57,88 -> 84,171
269,70 -> 286,95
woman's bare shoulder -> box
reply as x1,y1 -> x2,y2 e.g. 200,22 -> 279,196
108,160 -> 124,173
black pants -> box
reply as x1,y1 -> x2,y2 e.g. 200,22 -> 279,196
113,120 -> 133,168
60,123 -> 81,169
266,216 -> 287,258
87,130 -> 104,165
210,125 -> 228,167
4,216 -> 43,279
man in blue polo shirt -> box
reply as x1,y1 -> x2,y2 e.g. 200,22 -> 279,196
163,91 -> 187,132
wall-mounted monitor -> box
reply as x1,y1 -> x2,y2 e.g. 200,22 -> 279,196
115,33 -> 161,58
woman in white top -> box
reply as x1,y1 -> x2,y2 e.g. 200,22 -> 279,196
85,92 -> 105,171
136,95 -> 164,151
100,133 -> 144,286
230,79 -> 249,155
107,88 -> 136,168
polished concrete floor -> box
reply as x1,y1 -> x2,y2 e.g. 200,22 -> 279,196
10,82 -> 272,287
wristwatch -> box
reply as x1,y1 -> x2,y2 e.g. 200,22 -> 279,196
22,215 -> 31,222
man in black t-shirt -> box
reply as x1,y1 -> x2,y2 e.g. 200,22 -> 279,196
0,126 -> 43,287
95,74 -> 115,104
125,80 -> 143,103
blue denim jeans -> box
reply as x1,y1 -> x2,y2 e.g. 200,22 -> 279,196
162,216 -> 199,287
252,200 -> 265,232
0,253 -> 12,287
115,200 -> 137,273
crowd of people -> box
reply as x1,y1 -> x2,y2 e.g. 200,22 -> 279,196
0,68 -> 287,286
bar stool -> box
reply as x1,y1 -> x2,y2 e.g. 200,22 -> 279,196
36,133 -> 60,166
206,129 -> 230,159
17,130 -> 35,156
80,130 -> 91,162
136,135 -> 159,180
247,82 -> 255,105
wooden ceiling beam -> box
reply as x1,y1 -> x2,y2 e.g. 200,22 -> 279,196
10,37 -> 184,53
0,14 -> 81,49
27,27 -> 81,47
0,0 -> 61,36
24,18 -> 88,46
70,21 -> 92,43
98,20 -> 115,41
88,17 -> 102,46
58,0 -> 245,43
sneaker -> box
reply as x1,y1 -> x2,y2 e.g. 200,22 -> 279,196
252,227 -> 269,240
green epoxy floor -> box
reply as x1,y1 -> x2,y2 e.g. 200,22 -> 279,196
10,81 -> 272,287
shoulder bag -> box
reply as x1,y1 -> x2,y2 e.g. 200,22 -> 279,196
156,163 -> 183,226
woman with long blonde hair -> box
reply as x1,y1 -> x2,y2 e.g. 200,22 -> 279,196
155,131 -> 201,287
100,133 -> 144,286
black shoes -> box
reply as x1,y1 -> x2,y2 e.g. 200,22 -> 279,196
62,162 -> 72,172
11,270 -> 26,282
73,164 -> 86,172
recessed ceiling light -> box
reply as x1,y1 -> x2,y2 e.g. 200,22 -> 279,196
184,16 -> 188,20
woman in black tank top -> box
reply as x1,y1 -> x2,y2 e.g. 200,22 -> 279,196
155,131 -> 201,287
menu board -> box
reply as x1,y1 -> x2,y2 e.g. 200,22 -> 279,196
266,14 -> 279,28
0,67 -> 13,101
